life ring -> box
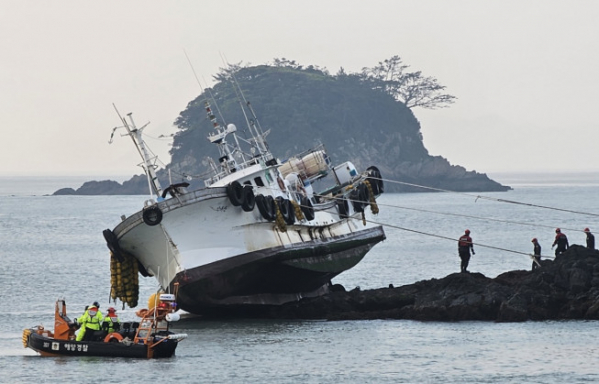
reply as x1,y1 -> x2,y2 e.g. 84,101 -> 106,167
103,229 -> 124,262
226,181 -> 244,206
337,197 -> 349,218
256,195 -> 275,221
104,332 -> 124,343
300,196 -> 315,221
276,197 -> 295,225
366,166 -> 384,195
142,205 -> 163,226
241,185 -> 256,212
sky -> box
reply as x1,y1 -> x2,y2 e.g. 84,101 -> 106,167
1,1 -> 598,181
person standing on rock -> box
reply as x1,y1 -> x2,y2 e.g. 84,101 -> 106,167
584,228 -> 595,250
458,229 -> 475,273
531,238 -> 541,270
552,228 -> 569,256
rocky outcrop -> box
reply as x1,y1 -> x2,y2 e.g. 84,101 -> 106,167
53,175 -> 149,195
257,245 -> 599,322
390,156 -> 509,193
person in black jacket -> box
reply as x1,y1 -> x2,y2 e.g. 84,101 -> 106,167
552,228 -> 569,256
584,228 -> 595,250
458,229 -> 475,273
531,238 -> 541,270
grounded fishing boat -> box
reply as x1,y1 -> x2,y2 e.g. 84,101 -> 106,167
23,295 -> 187,358
104,90 -> 386,316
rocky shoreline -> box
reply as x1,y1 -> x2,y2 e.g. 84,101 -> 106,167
255,245 -> 599,322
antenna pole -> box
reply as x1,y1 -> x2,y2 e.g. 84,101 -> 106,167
113,104 -> 163,198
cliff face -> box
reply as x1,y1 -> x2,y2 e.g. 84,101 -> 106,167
54,65 -> 509,195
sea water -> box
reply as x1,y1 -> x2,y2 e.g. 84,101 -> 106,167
0,174 -> 598,383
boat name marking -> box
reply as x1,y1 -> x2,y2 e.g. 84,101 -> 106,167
64,343 -> 89,352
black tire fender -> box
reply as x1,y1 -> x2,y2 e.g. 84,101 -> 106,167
337,197 -> 349,218
300,196 -> 315,221
351,190 -> 362,213
256,194 -> 275,221
241,185 -> 256,212
103,229 -> 124,262
226,181 -> 244,206
366,166 -> 383,195
352,183 -> 370,213
276,197 -> 295,225
142,205 -> 163,226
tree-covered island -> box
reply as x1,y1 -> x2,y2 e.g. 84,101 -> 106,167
54,56 -> 509,195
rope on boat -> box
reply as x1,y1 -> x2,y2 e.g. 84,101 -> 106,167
274,200 -> 287,232
363,180 -> 379,214
291,200 -> 305,221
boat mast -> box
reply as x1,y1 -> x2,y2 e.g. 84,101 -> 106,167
206,101 -> 239,174
119,111 -> 163,198
227,68 -> 270,156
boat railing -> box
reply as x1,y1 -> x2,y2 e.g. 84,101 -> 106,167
204,152 -> 277,186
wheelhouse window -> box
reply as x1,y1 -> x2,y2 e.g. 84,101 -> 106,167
264,171 -> 273,184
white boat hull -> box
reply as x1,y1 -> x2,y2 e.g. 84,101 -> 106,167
110,186 -> 386,315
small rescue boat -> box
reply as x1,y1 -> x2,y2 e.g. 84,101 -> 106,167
22,294 -> 187,358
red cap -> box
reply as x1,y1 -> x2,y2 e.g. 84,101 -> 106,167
556,228 -> 561,233
532,238 -> 537,242
108,307 -> 116,313
584,228 -> 590,232
465,229 -> 470,234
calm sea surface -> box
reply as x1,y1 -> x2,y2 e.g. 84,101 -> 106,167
1,173 -> 598,383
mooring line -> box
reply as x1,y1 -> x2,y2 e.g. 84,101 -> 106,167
373,202 -> 585,234
265,178 -> 575,261
308,194 -> 556,261
376,177 -> 599,218
362,215 -> 555,260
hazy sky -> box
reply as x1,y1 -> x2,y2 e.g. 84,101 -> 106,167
2,1 -> 598,180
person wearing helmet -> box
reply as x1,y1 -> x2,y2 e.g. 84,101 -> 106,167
103,307 -> 121,333
458,229 -> 475,273
92,301 -> 104,319
584,228 -> 595,250
551,228 -> 569,256
76,304 -> 104,341
531,238 -> 542,270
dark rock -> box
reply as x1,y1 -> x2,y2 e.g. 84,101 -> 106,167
259,245 -> 599,322
52,175 -> 149,195
53,188 -> 76,195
